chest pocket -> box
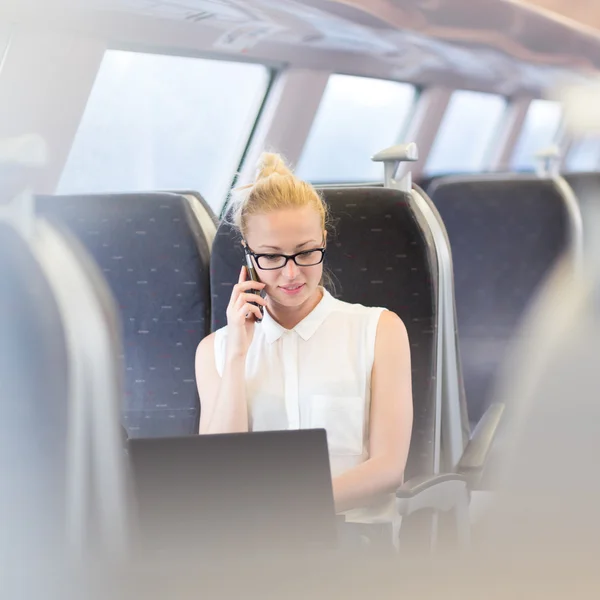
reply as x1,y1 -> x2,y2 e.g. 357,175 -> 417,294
309,395 -> 365,456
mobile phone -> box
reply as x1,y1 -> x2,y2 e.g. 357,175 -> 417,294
243,248 -> 263,323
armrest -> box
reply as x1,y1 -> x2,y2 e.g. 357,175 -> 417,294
396,473 -> 469,516
457,402 -> 505,488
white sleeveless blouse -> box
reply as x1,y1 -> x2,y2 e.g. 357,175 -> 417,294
213,287 -> 396,525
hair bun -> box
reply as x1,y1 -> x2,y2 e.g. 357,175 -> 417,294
255,152 -> 292,181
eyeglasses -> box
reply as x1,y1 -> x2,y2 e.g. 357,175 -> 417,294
243,242 -> 326,270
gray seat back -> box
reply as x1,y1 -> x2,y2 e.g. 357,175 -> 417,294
1,137 -> 129,563
36,192 -> 215,437
428,174 -> 582,428
0,222 -> 70,561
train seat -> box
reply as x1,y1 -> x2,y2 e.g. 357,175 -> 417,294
36,191 -> 216,437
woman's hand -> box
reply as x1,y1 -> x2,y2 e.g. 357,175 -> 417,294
225,266 -> 267,359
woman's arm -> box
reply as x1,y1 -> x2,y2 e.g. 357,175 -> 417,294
195,333 -> 249,434
331,310 -> 413,514
196,267 -> 264,434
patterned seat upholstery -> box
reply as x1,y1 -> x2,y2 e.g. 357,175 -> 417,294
428,175 -> 575,427
210,187 -> 439,482
36,192 -> 215,438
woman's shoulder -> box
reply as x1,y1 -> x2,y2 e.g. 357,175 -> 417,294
195,326 -> 229,378
195,326 -> 227,361
195,329 -> 217,357
376,308 -> 407,330
329,292 -> 389,319
212,324 -> 228,339
196,323 -> 260,355
373,310 -> 409,352
328,293 -> 407,335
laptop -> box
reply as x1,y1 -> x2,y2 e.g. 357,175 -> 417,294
127,428 -> 339,562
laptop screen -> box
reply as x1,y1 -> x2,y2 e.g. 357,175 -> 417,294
127,428 -> 338,562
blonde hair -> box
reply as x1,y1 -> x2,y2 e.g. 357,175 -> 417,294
228,152 -> 329,239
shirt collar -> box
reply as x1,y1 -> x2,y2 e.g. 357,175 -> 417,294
260,287 -> 336,344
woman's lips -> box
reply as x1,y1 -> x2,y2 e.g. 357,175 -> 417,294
279,283 -> 305,295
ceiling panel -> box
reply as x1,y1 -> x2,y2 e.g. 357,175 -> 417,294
518,0 -> 600,33
1,0 -> 599,92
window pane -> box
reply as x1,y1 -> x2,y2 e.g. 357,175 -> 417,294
510,99 -> 563,171
295,75 -> 416,183
58,50 -> 270,213
425,90 -> 507,175
566,135 -> 600,172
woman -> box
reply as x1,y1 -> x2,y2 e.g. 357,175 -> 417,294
195,152 -> 413,548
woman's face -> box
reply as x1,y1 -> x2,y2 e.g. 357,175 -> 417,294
243,205 -> 326,310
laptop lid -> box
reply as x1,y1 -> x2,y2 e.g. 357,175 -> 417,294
127,428 -> 337,562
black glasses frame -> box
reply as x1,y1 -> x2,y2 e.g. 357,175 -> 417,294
243,242 -> 326,271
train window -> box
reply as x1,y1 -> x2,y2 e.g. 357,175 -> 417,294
58,50 -> 270,212
295,74 -> 416,183
425,90 -> 507,175
565,135 -> 600,172
510,99 -> 562,171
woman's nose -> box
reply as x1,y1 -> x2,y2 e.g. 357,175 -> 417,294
284,258 -> 299,278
